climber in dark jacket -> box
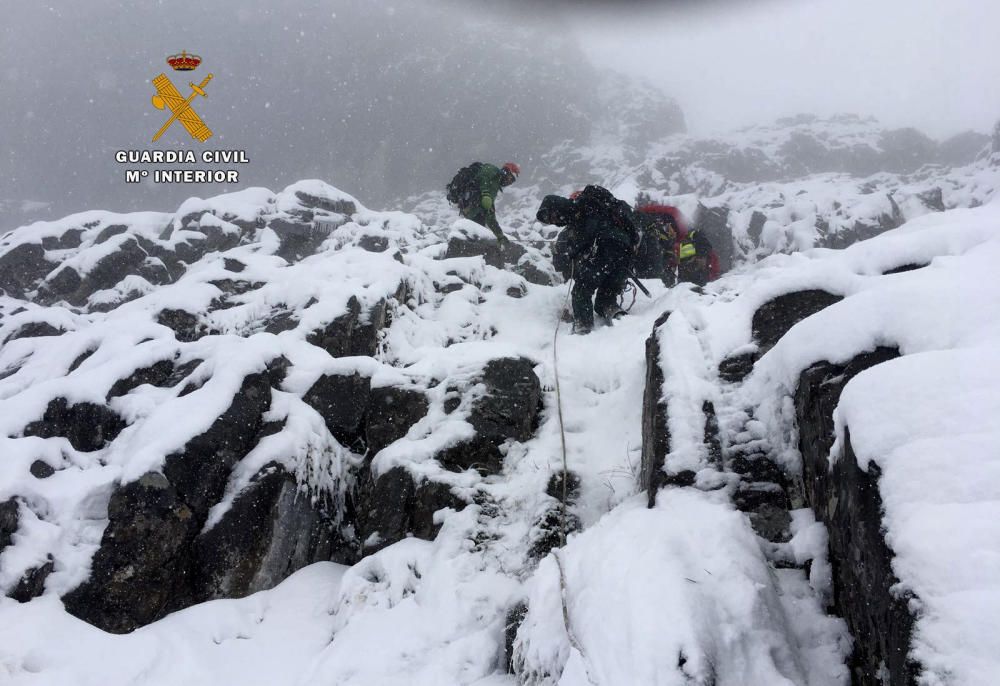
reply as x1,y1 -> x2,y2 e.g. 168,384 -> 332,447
451,162 -> 520,242
537,186 -> 639,334
633,204 -> 681,287
675,223 -> 719,287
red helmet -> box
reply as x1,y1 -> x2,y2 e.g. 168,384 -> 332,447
569,189 -> 583,200
502,162 -> 521,177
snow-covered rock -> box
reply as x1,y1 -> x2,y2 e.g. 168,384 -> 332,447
637,199 -> 1000,685
2,156 -> 999,685
0,180 -> 555,635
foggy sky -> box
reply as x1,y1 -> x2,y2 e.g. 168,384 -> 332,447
2,0 -> 997,228
573,0 -> 1000,138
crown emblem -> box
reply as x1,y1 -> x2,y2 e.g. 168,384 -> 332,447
166,50 -> 201,71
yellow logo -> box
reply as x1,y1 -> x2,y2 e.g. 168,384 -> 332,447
150,53 -> 214,143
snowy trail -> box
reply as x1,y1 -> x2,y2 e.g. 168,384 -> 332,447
484,272 -> 851,685
412,266 -> 849,685
10,272 -> 850,686
0,219 -> 849,685
494,281 -> 673,520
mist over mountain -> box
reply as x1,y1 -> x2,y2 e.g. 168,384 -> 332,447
0,0 -> 683,228
3,3 -> 1000,684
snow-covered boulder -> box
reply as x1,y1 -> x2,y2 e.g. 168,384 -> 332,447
513,490 -> 848,685
0,180 -> 558,637
634,198 -> 1000,684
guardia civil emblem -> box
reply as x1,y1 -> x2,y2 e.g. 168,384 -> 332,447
150,51 -> 214,143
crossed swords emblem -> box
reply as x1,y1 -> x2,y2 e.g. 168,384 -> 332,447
150,73 -> 214,142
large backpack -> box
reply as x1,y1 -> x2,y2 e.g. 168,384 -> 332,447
552,227 -> 578,278
446,162 -> 484,206
575,185 -> 638,249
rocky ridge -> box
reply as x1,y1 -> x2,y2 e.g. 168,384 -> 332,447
0,180 -> 553,633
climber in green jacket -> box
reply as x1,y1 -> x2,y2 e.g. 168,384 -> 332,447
447,162 -> 521,242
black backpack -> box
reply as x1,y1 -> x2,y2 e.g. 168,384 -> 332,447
552,227 -> 578,278
446,162 -> 484,205
575,185 -> 638,248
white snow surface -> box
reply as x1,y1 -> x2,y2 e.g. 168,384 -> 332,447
732,201 -> 1000,685
514,490 -> 848,686
834,353 -> 1000,685
0,155 -> 998,684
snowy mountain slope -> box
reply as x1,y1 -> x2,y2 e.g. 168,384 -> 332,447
1,0 -> 686,230
454,114 -> 1000,271
631,201 -> 1000,685
0,179 -> 845,685
1,164 -> 999,684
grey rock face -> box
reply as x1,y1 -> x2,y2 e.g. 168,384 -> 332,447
303,372 -> 372,451
937,131 -> 990,166
106,359 -> 177,399
8,558 -> 55,603
0,499 -> 19,555
94,224 -> 128,244
40,229 -> 83,250
751,289 -> 843,351
2,321 -> 65,344
365,386 -> 429,455
513,257 -> 554,287
732,483 -> 792,543
23,397 -> 126,452
641,311 -> 671,507
795,347 -> 917,685
876,128 -> 938,174
718,351 -> 757,384
436,357 -> 542,476
192,463 -> 352,601
294,190 -> 356,216
62,472 -> 200,633
0,243 -> 53,298
436,437 -> 505,475
504,602 -> 529,674
43,266 -> 82,299
86,236 -> 149,292
306,290 -> 406,359
444,236 -> 527,270
354,359 -> 540,550
470,357 -> 541,443
162,372 -> 272,517
63,371 -> 274,632
29,460 -> 55,479
820,195 -> 904,250
355,466 -> 465,554
156,309 -> 211,343
526,504 -> 580,561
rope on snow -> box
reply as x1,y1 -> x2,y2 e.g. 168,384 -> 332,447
550,264 -> 599,686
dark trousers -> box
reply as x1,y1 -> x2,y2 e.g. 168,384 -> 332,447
678,258 -> 709,287
571,246 -> 631,329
